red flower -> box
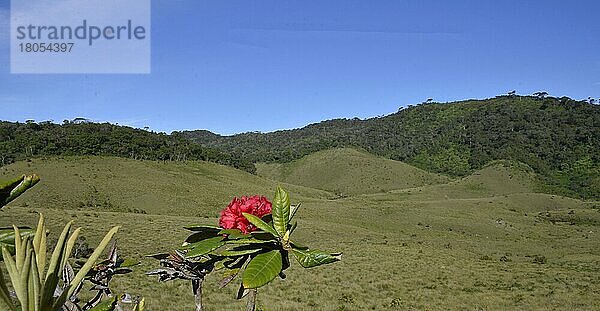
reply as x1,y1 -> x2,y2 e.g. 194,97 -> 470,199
219,196 -> 272,234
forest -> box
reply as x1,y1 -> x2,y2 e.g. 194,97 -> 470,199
0,120 -> 256,173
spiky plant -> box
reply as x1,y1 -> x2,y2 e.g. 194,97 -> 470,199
0,174 -> 143,311
0,214 -> 120,311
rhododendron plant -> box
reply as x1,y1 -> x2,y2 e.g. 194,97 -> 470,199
149,187 -> 341,311
219,196 -> 272,234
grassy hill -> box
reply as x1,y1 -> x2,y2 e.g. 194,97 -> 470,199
256,148 -> 450,195
366,160 -> 540,202
183,96 -> 600,199
1,156 -> 599,310
0,156 -> 331,217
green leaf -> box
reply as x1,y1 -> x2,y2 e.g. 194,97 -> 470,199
226,238 -> 275,245
133,297 -> 145,311
184,229 -> 222,245
289,221 -> 298,235
0,228 -> 35,261
55,226 -> 120,309
290,241 -> 308,250
289,203 -> 301,221
218,268 -> 240,288
87,295 -> 118,311
0,227 -> 34,244
30,255 -> 40,310
119,258 -> 141,268
292,248 -> 342,268
0,266 -> 17,311
242,250 -> 282,289
183,225 -> 221,233
14,228 -> 26,272
218,229 -> 249,240
272,186 -> 290,237
184,236 -> 224,258
32,215 -> 46,284
0,175 -> 40,208
19,248 -> 32,311
242,213 -> 278,237
219,229 -> 241,235
217,247 -> 261,257
62,227 -> 81,272
1,247 -> 19,298
250,231 -> 278,241
42,221 -> 73,308
223,255 -> 249,269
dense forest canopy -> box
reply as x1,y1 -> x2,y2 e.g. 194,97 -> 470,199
182,96 -> 600,199
0,120 -> 256,173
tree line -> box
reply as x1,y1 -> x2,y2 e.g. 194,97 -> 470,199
0,120 -> 256,173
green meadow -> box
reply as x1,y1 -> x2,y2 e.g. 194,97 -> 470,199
1,150 -> 599,310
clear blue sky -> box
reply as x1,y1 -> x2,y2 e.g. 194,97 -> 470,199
1,0 -> 599,135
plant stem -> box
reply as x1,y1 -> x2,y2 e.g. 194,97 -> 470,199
192,279 -> 203,311
245,289 -> 257,311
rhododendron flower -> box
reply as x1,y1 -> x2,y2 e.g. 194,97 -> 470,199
219,196 -> 272,234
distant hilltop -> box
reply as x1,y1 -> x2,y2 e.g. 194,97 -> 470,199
181,96 -> 600,199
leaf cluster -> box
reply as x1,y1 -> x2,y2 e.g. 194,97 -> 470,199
0,175 -> 142,311
0,214 -> 121,311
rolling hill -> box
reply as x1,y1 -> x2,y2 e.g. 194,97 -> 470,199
256,148 -> 450,195
1,155 -> 598,310
1,96 -> 599,309
183,96 -> 600,199
0,156 -> 331,217
3,95 -> 597,199
367,160 -> 541,201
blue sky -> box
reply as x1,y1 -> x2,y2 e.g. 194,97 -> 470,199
1,0 -> 599,135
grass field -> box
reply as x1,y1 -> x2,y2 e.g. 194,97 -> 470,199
1,153 -> 599,310
256,148 -> 450,196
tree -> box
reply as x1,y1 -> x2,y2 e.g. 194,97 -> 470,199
72,117 -> 89,124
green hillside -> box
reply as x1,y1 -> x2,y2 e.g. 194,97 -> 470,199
256,148 -> 450,195
0,156 -> 331,217
1,156 -> 599,310
0,120 -> 255,173
367,160 -> 540,202
183,96 -> 600,199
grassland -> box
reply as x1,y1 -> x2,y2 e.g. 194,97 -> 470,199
1,154 -> 599,310
256,148 -> 450,196
0,156 -> 330,216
